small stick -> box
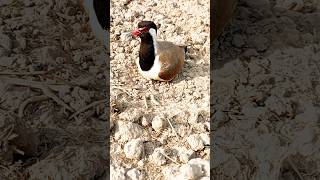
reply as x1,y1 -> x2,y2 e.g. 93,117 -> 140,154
69,99 -> 107,119
166,118 -> 179,137
159,151 -> 179,165
150,94 -> 160,105
18,95 -> 49,118
143,95 -> 148,109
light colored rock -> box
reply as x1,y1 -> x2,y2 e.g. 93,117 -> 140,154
124,138 -> 144,159
111,164 -> 126,180
127,168 -> 143,180
162,165 -> 180,180
114,121 -> 143,143
150,148 -> 167,166
199,133 -> 210,146
152,115 -> 165,132
118,108 -> 143,122
177,164 -> 203,180
187,134 -> 204,151
175,146 -> 195,163
141,116 -> 150,127
188,158 -> 210,176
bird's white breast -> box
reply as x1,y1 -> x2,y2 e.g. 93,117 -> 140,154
136,55 -> 163,81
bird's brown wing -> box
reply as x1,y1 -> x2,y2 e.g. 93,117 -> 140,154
157,41 -> 185,81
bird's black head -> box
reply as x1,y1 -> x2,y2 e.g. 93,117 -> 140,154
131,21 -> 157,37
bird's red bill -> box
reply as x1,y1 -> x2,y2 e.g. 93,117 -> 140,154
131,27 -> 148,37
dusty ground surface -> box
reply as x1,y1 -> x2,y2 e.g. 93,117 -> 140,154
110,0 -> 210,179
213,0 -> 320,179
0,0 -> 108,179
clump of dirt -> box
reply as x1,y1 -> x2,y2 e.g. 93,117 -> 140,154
110,0 -> 209,179
212,0 -> 320,179
0,0 -> 107,179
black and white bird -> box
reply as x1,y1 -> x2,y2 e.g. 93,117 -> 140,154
81,0 -> 109,49
131,21 -> 186,81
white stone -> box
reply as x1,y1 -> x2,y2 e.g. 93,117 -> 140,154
150,148 -> 166,166
178,164 -> 203,179
175,146 -> 195,163
199,133 -> 210,145
188,158 -> 210,176
110,164 -> 126,180
124,138 -> 144,159
187,134 -> 204,151
152,115 -> 165,132
127,168 -> 143,180
114,121 -> 143,143
118,108 -> 143,122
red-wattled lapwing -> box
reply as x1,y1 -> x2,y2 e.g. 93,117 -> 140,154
82,0 -> 109,49
131,21 -> 186,82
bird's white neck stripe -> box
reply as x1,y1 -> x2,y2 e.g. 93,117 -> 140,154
149,28 -> 158,54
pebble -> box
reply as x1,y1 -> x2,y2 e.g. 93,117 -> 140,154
150,148 -> 167,166
152,115 -> 165,132
177,164 -> 203,179
199,133 -> 210,146
175,146 -> 195,163
187,134 -> 204,151
126,168 -> 143,180
188,158 -> 210,176
114,121 -> 143,143
141,116 -> 150,127
118,108 -> 143,122
111,165 -> 126,180
124,138 -> 144,159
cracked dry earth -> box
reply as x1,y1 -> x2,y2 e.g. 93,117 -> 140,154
212,0 -> 320,179
110,0 -> 210,179
0,0 -> 107,179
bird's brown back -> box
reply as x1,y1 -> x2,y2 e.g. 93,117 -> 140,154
157,41 -> 185,81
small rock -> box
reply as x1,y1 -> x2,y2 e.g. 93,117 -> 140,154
0,33 -> 12,50
199,177 -> 210,180
137,160 -> 145,168
175,146 -> 195,163
152,115 -> 165,132
114,121 -> 143,143
177,164 -> 203,179
111,165 -> 126,180
124,138 -> 144,159
118,108 -> 143,122
141,116 -> 150,127
187,134 -> 204,151
150,148 -> 167,166
199,133 -> 210,145
126,168 -> 143,180
162,166 -> 180,180
188,158 -> 210,176
114,53 -> 126,61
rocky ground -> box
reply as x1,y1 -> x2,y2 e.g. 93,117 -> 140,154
213,0 -> 320,179
110,0 -> 210,179
0,0 -> 108,179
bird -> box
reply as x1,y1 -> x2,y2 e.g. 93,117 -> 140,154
131,21 -> 186,82
81,0 -> 109,50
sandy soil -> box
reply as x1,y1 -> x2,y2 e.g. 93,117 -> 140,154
212,0 -> 320,179
0,0 -> 108,179
110,0 -> 210,179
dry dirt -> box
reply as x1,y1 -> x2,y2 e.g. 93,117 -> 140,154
0,0 -> 108,179
110,0 -> 210,179
213,0 -> 320,179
